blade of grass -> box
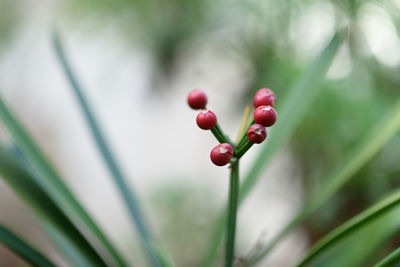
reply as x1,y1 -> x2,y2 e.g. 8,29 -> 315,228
52,32 -> 163,267
374,247 -> 400,267
0,147 -> 109,267
240,31 -> 343,212
0,223 -> 56,267
308,207 -> 400,267
248,98 -> 400,265
0,95 -> 125,266
296,190 -> 400,267
203,31 -> 343,266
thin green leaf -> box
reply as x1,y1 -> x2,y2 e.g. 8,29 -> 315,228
0,223 -> 56,267
0,96 -> 125,266
203,31 -> 343,266
240,31 -> 342,210
374,247 -> 400,267
310,206 -> 400,267
0,147 -> 108,266
52,32 -> 162,267
248,98 -> 400,265
296,190 -> 400,267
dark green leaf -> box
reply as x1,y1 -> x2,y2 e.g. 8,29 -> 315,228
0,94 -> 125,266
52,32 -> 164,267
0,147 -> 108,266
0,223 -> 56,267
374,247 -> 400,267
296,190 -> 400,267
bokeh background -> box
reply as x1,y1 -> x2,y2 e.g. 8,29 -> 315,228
0,0 -> 400,266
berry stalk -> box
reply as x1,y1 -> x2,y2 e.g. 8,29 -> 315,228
210,127 -> 227,144
187,88 -> 277,266
237,119 -> 254,148
214,123 -> 235,147
234,139 -> 254,158
225,159 -> 239,267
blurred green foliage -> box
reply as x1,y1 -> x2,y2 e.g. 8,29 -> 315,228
64,0 -> 400,264
1,0 -> 400,265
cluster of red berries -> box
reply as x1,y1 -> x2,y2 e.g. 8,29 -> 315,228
188,88 -> 277,166
248,88 -> 277,142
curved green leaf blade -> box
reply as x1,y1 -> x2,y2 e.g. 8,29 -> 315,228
0,95 -> 125,267
52,32 -> 163,267
203,31 -> 343,266
296,190 -> 400,267
0,223 -> 56,267
374,247 -> 400,267
0,147 -> 108,266
316,209 -> 400,267
240,32 -> 343,204
248,98 -> 400,265
299,201 -> 400,267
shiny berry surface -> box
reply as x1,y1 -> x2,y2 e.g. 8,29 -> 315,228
246,123 -> 267,144
253,88 -> 276,108
210,143 -> 233,166
196,110 -> 217,130
188,89 -> 208,109
254,105 -> 277,127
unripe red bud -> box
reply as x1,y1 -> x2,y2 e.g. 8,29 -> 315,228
210,143 -> 233,166
196,110 -> 217,130
254,105 -> 277,127
253,88 -> 276,108
188,89 -> 208,109
247,123 -> 267,144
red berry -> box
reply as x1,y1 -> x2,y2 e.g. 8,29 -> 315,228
254,105 -> 277,127
253,88 -> 276,108
210,143 -> 233,166
196,110 -> 217,130
188,89 -> 207,109
247,124 -> 267,144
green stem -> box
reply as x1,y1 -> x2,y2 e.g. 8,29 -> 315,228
225,160 -> 239,267
211,123 -> 235,148
234,140 -> 254,158
216,124 -> 234,146
211,127 -> 227,144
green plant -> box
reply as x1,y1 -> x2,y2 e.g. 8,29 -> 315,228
188,88 -> 278,267
0,26 -> 400,267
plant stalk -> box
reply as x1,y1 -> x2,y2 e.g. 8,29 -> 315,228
237,120 -> 255,148
226,159 -> 239,267
211,126 -> 228,144
211,123 -> 235,148
234,140 -> 254,159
